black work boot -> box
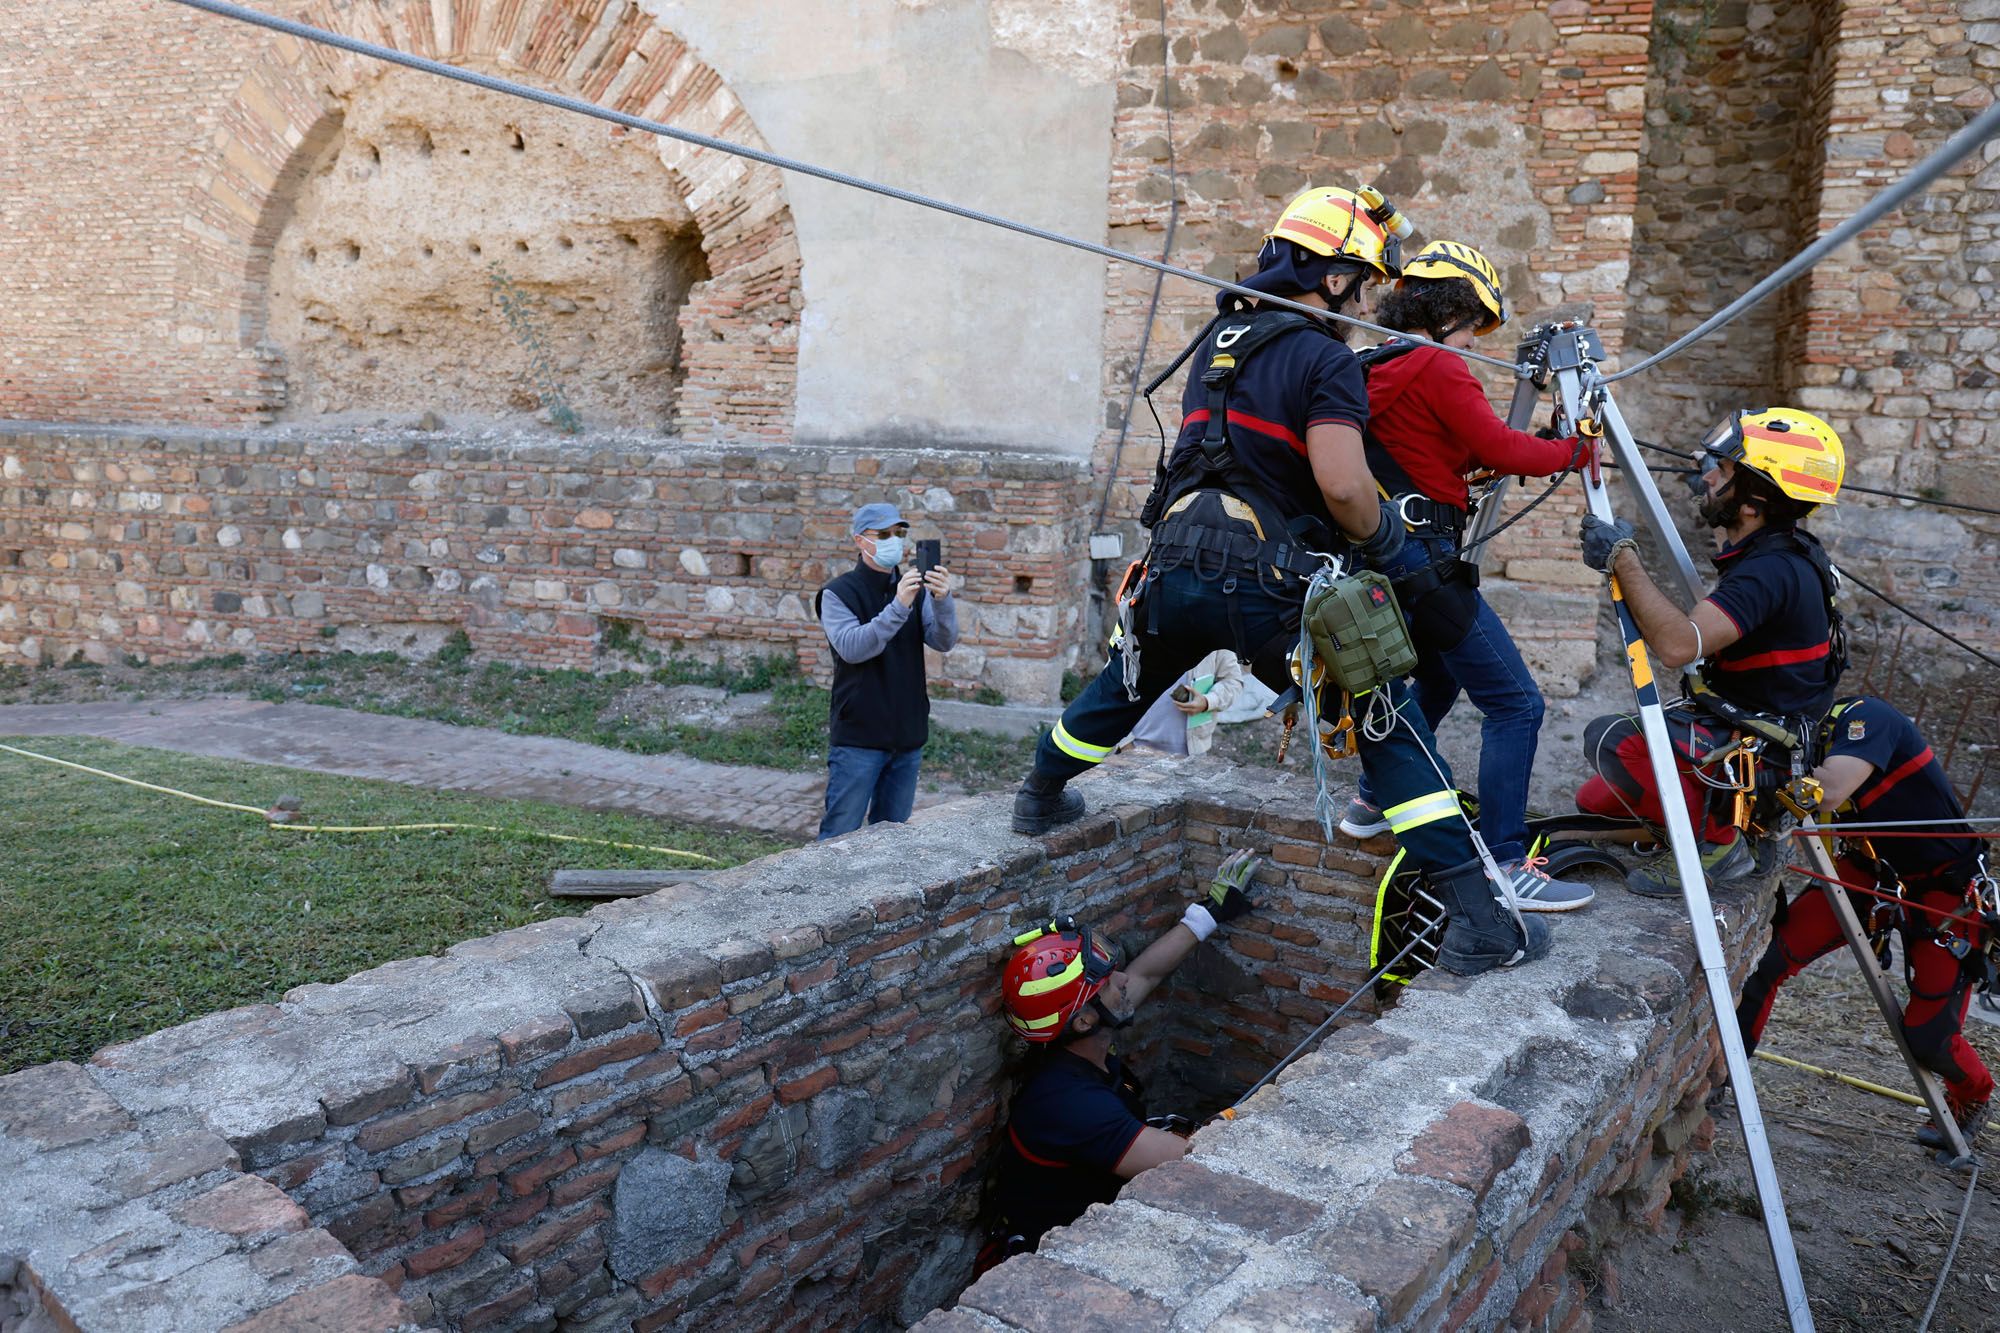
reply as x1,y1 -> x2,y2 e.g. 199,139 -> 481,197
1916,1097 -> 1990,1153
1012,773 -> 1084,836
1430,858 -> 1553,976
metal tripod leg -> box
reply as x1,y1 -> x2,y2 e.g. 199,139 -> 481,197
1794,826 -> 1975,1165
1550,344 -> 1816,1332
1461,362 -> 1544,570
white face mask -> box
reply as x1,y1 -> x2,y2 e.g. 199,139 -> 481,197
873,535 -> 906,568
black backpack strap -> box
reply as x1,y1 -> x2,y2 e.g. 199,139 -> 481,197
1352,340 -> 1467,539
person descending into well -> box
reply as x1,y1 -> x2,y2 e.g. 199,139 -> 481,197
986,851 -> 1260,1257
1575,408 -> 1847,896
1336,240 -> 1594,913
815,501 -> 957,838
1735,695 -> 1995,1152
1009,185 -> 1549,976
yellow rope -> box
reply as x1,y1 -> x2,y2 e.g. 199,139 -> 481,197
1754,1050 -> 1925,1107
0,740 -> 722,865
0,740 -> 268,814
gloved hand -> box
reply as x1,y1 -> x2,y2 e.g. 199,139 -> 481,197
1182,850 -> 1260,940
1352,497 -> 1406,567
1566,434 -> 1600,475
1579,515 -> 1638,573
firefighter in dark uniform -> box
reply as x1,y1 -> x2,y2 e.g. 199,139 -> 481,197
1010,185 -> 1549,977
1735,696 -> 1995,1151
987,852 -> 1259,1254
1576,408 -> 1848,896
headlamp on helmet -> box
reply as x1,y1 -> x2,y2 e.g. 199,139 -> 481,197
1002,916 -> 1119,1043
1268,184 -> 1405,278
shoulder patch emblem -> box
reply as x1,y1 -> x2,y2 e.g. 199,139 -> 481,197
1847,719 -> 1866,741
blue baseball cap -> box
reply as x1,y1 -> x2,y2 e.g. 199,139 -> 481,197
850,502 -> 906,537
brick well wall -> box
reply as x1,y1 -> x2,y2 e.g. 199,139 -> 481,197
0,760 -> 1778,1332
0,426 -> 1093,700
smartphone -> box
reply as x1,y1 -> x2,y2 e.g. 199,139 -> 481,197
916,539 -> 942,573
1171,683 -> 1194,704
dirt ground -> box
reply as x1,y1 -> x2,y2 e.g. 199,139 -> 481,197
1596,951 -> 2000,1333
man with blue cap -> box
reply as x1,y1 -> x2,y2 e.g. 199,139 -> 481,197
815,501 -> 958,838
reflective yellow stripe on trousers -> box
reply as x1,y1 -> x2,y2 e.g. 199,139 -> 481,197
1051,720 -> 1113,765
1383,789 -> 1460,834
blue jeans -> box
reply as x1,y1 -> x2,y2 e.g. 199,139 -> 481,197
1360,538 -> 1546,863
819,745 -> 924,839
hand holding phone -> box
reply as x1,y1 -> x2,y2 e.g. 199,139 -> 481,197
917,539 -> 942,573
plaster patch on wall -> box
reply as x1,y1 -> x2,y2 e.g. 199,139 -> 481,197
264,68 -> 708,430
989,0 -> 1120,84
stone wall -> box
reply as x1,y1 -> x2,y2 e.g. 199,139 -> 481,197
0,425 -> 1092,700
0,759 -> 1777,1332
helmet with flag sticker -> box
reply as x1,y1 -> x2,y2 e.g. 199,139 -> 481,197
1267,185 -> 1405,278
1698,407 -> 1845,511
1001,918 -> 1116,1043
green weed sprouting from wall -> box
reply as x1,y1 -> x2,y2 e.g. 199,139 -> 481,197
488,262 -> 583,435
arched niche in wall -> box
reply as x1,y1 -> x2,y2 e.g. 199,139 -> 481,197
189,0 -> 800,441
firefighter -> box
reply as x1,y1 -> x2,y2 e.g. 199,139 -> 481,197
1010,185 -> 1550,977
1735,696 -> 1994,1151
1576,408 -> 1848,897
988,851 -> 1258,1252
1338,241 -> 1594,912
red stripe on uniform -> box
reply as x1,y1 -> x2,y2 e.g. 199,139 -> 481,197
1182,408 -> 1308,455
1711,641 -> 1830,671
1008,1124 -> 1070,1168
1857,746 -> 1937,811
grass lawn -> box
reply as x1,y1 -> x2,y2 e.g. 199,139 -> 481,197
0,736 -> 789,1075
0,649 -> 1041,792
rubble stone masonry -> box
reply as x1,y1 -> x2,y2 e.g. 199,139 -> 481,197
0,762 -> 1774,1332
0,426 -> 1092,700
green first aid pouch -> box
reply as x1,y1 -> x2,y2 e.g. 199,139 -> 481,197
1304,570 -> 1418,696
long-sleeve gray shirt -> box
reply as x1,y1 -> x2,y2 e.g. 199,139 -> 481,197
820,581 -> 960,662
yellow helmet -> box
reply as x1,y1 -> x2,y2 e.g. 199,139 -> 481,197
1699,407 -> 1845,509
1268,186 -> 1402,277
1398,241 -> 1507,334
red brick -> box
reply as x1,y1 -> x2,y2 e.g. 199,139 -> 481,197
354,1086 -> 515,1153
533,1031 -> 661,1089
498,1016 -> 574,1064
405,1225 -> 486,1278
501,1200 -> 608,1264
506,1146 -> 578,1197
775,1067 -> 837,1104
1397,1101 -> 1533,1203
578,1121 -> 648,1163
424,1178 -> 500,1230
960,1253 -> 1170,1329
219,1275 -> 411,1332
1118,1161 -> 1322,1242
550,1160 -> 622,1209
172,1175 -> 309,1239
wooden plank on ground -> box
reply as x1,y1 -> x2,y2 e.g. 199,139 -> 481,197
549,869 -> 717,899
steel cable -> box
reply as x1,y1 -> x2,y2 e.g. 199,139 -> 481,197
1914,1162 -> 1980,1333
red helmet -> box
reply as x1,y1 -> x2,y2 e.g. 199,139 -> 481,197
1002,919 -> 1115,1043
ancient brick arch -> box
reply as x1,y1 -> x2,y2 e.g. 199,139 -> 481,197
190,0 -> 799,440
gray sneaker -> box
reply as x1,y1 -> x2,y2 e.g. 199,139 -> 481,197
1625,834 -> 1756,899
1502,857 -> 1596,912
1338,797 -> 1390,839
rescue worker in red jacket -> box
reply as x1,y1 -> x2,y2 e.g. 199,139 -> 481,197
988,851 -> 1259,1252
1337,241 -> 1594,913
1735,696 -> 1994,1151
1575,408 -> 1847,896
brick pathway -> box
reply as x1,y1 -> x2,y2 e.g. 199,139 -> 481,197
0,699 -> 842,840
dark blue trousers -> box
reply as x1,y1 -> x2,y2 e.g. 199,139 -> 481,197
1030,564 -> 1476,874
